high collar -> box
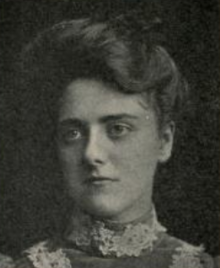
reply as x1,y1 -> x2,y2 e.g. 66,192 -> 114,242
64,206 -> 166,257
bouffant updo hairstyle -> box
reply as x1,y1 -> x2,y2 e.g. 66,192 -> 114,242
18,7 -> 188,139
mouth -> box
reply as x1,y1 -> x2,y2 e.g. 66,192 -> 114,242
85,176 -> 118,185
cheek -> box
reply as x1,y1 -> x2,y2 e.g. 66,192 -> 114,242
58,146 -> 82,172
112,136 -> 160,176
58,147 -> 84,196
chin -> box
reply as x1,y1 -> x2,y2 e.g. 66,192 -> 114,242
81,195 -> 124,220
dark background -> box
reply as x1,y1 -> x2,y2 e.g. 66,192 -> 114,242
0,0 -> 219,257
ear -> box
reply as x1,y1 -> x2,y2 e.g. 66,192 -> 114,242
158,121 -> 175,163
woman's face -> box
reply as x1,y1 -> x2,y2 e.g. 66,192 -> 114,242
57,79 -> 174,223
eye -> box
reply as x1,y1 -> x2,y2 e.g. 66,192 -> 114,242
59,128 -> 82,144
107,123 -> 131,138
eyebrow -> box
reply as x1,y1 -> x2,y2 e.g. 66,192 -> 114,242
58,119 -> 84,127
99,114 -> 139,123
58,114 -> 139,126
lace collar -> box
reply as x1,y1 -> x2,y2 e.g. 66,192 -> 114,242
64,206 -> 167,257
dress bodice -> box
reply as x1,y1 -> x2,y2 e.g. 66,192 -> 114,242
14,233 -> 214,268
13,209 -> 214,268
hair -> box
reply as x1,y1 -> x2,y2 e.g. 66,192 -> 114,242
18,13 -> 188,131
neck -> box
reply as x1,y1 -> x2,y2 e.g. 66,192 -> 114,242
67,201 -> 155,236
83,194 -> 153,224
90,202 -> 154,226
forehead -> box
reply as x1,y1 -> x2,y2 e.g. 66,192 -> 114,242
58,79 -> 152,122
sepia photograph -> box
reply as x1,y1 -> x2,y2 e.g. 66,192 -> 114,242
0,0 -> 219,267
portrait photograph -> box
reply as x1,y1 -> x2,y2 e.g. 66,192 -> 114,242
0,0 -> 219,267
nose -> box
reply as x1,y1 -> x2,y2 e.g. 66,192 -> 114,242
83,128 -> 108,166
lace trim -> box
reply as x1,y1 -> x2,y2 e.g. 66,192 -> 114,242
69,209 -> 167,257
0,253 -> 14,268
25,241 -> 72,268
169,243 -> 205,268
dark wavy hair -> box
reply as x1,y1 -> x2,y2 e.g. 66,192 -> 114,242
19,15 -> 188,131
16,13 -> 189,177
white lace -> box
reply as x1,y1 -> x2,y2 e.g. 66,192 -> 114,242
25,241 -> 71,268
169,243 -> 205,268
0,253 -> 14,268
68,208 -> 167,257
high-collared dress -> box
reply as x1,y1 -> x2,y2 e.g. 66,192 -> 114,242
13,208 -> 215,268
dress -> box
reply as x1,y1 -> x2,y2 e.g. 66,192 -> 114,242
12,208 -> 215,268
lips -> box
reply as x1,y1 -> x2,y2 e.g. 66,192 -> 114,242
85,176 -> 118,185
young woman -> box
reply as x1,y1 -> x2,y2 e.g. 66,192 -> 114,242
6,10 -> 215,268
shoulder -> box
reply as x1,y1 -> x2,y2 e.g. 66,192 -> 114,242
0,253 -> 14,268
156,233 -> 215,268
14,241 -> 71,268
14,237 -> 217,268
